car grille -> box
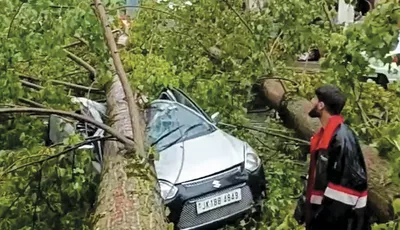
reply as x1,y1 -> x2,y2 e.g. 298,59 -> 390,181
181,166 -> 241,188
177,185 -> 253,229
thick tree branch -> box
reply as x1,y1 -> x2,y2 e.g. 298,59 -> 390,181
93,0 -> 146,157
64,49 -> 97,77
62,37 -> 89,48
0,108 -> 134,148
73,36 -> 89,46
49,5 -> 74,9
18,98 -> 46,108
62,41 -> 83,49
18,74 -> 103,94
51,79 -> 103,93
62,71 -> 88,77
20,79 -> 44,90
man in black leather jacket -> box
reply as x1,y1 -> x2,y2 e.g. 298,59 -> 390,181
295,85 -> 370,230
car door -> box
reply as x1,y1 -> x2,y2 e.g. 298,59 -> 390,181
158,87 -> 212,122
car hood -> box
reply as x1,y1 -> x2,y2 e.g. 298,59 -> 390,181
154,129 -> 245,184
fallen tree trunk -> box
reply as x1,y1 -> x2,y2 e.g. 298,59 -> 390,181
91,1 -> 166,229
92,74 -> 167,230
261,79 -> 397,223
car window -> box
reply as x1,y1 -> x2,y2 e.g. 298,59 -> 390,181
171,88 -> 212,121
159,88 -> 213,122
145,101 -> 216,151
170,90 -> 198,111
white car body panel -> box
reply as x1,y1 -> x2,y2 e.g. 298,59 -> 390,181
48,88 -> 259,188
155,129 -> 245,184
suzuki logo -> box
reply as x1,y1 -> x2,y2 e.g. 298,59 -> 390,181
212,180 -> 221,188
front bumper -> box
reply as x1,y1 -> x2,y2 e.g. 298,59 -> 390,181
166,164 -> 267,230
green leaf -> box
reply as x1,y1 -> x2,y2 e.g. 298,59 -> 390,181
393,199 -> 400,215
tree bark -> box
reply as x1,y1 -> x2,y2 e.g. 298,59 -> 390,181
92,75 -> 167,230
93,0 -> 146,158
91,2 -> 166,229
261,79 -> 397,223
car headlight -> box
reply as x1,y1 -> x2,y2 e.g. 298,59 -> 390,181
159,180 -> 178,200
245,151 -> 261,172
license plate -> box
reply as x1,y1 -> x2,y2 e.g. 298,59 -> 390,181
196,188 -> 242,214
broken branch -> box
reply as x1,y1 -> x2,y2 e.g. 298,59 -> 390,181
18,98 -> 46,108
51,79 -> 103,94
62,41 -> 84,49
20,79 -> 43,90
18,74 -> 103,94
64,49 -> 97,77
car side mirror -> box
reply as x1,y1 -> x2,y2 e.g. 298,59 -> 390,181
46,115 -> 76,146
211,112 -> 220,124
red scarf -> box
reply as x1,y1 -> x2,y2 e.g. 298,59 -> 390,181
309,115 -> 344,153
305,115 -> 344,220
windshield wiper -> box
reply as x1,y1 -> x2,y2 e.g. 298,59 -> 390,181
151,125 -> 184,146
184,123 -> 206,134
161,123 -> 206,150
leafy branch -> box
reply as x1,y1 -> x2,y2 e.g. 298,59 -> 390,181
0,108 -> 134,148
221,0 -> 274,71
322,1 -> 334,31
109,5 -> 190,25
62,41 -> 84,49
0,174 -> 37,219
7,2 -> 24,38
32,166 -> 42,230
3,153 -> 52,174
1,135 -> 112,176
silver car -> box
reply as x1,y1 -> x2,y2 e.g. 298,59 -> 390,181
46,87 -> 267,230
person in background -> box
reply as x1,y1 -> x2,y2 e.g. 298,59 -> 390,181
296,85 -> 370,230
298,0 -> 375,62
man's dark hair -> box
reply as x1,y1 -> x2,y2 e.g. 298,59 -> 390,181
315,85 -> 346,115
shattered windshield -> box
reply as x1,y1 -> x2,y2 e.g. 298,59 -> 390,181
145,101 -> 215,151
